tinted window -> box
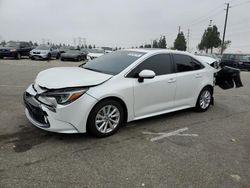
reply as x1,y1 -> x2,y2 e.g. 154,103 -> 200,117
173,54 -> 203,72
128,54 -> 173,77
82,50 -> 145,75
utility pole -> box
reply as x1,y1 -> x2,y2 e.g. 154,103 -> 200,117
187,29 -> 190,52
221,3 -> 230,54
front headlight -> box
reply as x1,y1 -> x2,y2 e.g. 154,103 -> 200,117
10,49 -> 17,52
37,88 -> 88,107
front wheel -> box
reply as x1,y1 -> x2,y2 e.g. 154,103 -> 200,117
195,87 -> 212,112
16,53 -> 21,59
47,53 -> 51,60
87,99 -> 124,137
56,53 -> 60,59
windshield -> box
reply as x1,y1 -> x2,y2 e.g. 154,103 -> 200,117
82,50 -> 145,75
241,55 -> 250,62
6,42 -> 20,47
88,49 -> 104,54
36,45 -> 50,50
67,50 -> 80,54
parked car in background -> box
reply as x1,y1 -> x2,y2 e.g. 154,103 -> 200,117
61,49 -> 87,61
196,55 -> 219,69
87,48 -> 105,60
0,41 -> 33,59
221,53 -> 250,70
30,45 -> 60,60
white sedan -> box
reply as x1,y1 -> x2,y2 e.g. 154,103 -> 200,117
24,49 -> 215,137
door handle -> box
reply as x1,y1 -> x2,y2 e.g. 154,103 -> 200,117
168,78 -> 176,83
195,73 -> 202,78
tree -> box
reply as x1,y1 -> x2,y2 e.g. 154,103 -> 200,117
88,45 -> 92,49
29,41 -> 33,46
198,25 -> 221,53
144,44 -> 151,48
139,45 -> 143,48
174,32 -> 187,51
152,40 -> 158,48
34,42 -> 38,46
93,44 -> 96,48
219,40 -> 231,53
0,40 -> 6,46
158,36 -> 167,49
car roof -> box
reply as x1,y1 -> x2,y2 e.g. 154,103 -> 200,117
124,48 -> 193,55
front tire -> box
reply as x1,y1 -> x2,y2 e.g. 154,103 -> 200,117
87,99 -> 124,137
16,53 -> 21,59
195,87 -> 212,112
47,53 -> 51,60
56,53 -> 60,59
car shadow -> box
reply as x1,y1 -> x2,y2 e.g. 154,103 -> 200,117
0,108 -> 198,153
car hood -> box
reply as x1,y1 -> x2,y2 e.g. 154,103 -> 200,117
61,53 -> 79,58
31,49 -> 49,53
35,67 -> 112,89
0,46 -> 17,50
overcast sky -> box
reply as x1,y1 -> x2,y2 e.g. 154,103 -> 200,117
0,0 -> 249,53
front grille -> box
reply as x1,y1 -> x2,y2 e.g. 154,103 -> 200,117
23,92 -> 48,125
33,52 -> 40,54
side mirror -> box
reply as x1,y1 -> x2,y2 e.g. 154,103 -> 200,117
138,70 -> 156,83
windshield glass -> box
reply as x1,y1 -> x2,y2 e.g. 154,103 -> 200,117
82,50 -> 145,75
36,45 -> 50,50
6,42 -> 20,47
88,49 -> 104,54
67,50 -> 80,54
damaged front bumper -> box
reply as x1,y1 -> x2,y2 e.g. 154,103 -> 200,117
23,84 -> 97,133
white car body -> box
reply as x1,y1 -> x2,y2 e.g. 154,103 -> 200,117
24,49 -> 214,134
196,55 -> 219,69
87,52 -> 104,60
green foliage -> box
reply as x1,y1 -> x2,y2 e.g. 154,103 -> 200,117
198,25 -> 221,53
158,36 -> 167,49
88,45 -> 92,49
219,40 -> 231,53
144,44 -> 151,48
152,40 -> 158,48
174,32 -> 187,51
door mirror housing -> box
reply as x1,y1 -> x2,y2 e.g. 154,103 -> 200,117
138,70 -> 156,83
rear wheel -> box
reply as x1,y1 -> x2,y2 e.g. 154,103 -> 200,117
87,99 -> 124,137
56,53 -> 60,59
77,56 -> 81,61
195,87 -> 212,112
0,56 -> 3,59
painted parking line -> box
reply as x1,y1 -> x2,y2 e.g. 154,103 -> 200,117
143,127 -> 198,142
0,85 -> 26,88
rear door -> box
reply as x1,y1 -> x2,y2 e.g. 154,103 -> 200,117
128,53 -> 177,117
172,54 -> 205,108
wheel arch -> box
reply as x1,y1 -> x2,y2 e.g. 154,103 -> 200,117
88,96 -> 128,124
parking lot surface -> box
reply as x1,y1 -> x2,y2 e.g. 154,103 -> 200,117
0,58 -> 250,188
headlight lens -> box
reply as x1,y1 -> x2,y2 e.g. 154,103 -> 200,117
37,88 -> 88,106
10,49 -> 17,52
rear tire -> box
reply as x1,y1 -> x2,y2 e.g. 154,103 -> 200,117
56,53 -> 60,59
195,87 -> 212,112
0,56 -> 3,59
87,99 -> 124,138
